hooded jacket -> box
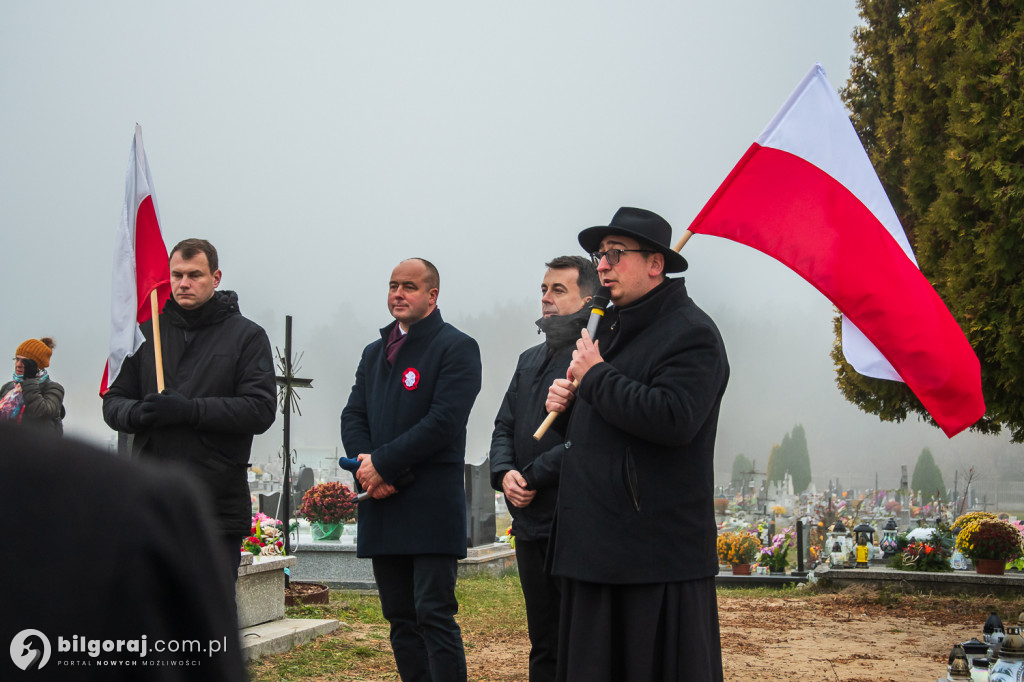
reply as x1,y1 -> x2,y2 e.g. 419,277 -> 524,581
102,291 -> 277,537
549,278 -> 729,584
488,308 -> 587,541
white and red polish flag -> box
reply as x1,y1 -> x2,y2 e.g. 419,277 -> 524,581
100,124 -> 171,396
687,63 -> 984,437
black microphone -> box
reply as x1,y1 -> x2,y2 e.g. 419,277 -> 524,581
585,286 -> 612,339
532,286 -> 612,441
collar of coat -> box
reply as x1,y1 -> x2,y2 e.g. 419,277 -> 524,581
605,277 -> 688,337
534,306 -> 589,351
163,290 -> 241,330
379,308 -> 445,344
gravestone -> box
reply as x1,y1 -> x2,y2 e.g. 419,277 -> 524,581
292,466 -> 315,515
236,552 -> 339,660
259,492 -> 282,519
465,459 -> 495,547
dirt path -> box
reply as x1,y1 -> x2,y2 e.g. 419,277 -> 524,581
716,588 -> 985,681
288,586 -> 1014,681
460,589 -> 986,681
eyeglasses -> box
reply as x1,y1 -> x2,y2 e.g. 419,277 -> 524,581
589,248 -> 654,267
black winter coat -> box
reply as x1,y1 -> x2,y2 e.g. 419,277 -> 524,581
341,310 -> 481,558
488,310 -> 586,541
550,278 -> 729,584
102,291 -> 277,537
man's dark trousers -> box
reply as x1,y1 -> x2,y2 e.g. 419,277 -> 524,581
516,537 -> 560,682
372,554 -> 466,682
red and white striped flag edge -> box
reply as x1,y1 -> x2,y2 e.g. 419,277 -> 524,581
687,63 -> 984,438
100,124 -> 171,396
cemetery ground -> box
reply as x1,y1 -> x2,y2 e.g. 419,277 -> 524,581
247,575 -> 1023,681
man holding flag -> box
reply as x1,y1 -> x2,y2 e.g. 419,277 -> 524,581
103,238 -> 277,585
544,207 -> 729,682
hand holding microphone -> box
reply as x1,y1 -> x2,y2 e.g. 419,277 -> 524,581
533,286 -> 611,440
543,328 -> 601,411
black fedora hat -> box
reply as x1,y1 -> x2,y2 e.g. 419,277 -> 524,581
578,207 -> 688,273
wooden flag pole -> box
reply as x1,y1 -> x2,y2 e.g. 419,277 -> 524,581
672,229 -> 694,253
150,289 -> 165,392
532,401 -> 564,441
532,230 -> 695,441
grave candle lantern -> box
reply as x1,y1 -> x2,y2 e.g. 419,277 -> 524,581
879,517 -> 899,558
827,520 -> 849,567
988,625 -> 1024,681
946,644 -> 972,680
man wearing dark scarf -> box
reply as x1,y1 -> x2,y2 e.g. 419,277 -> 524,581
489,256 -> 599,682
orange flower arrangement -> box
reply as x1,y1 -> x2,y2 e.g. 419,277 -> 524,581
717,531 -> 761,565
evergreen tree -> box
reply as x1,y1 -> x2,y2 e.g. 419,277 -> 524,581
765,425 -> 813,494
834,0 -> 1024,440
788,424 -> 812,494
766,438 -> 788,486
911,447 -> 947,500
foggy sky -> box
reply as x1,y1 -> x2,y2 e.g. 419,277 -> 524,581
2,1 -> 1016,489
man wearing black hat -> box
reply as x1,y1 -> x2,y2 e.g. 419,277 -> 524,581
545,208 -> 729,681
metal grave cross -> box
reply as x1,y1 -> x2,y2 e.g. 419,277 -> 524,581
274,315 -> 313,561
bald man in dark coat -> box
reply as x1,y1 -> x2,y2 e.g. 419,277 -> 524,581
341,258 -> 482,682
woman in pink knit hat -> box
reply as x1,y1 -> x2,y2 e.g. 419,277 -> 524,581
1,337 -> 65,435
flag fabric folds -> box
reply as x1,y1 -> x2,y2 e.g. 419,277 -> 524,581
101,124 -> 170,396
687,63 -> 984,438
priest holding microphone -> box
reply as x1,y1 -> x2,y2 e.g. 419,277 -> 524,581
543,207 -> 730,682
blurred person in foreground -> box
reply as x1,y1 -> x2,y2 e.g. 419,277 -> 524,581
103,238 -> 276,586
488,255 -> 598,682
1,337 -> 65,435
341,257 -> 482,681
0,424 -> 246,681
545,207 -> 730,682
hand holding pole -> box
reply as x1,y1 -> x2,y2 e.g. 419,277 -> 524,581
532,287 -> 610,440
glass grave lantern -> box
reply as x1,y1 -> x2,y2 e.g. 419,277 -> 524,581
946,644 -> 972,680
989,625 -> 1024,681
879,517 -> 899,558
827,520 -> 849,556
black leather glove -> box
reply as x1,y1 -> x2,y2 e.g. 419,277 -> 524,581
138,390 -> 197,428
21,359 -> 38,379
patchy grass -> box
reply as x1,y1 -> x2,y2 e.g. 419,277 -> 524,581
715,583 -> 817,598
247,573 -> 529,681
247,591 -> 393,682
